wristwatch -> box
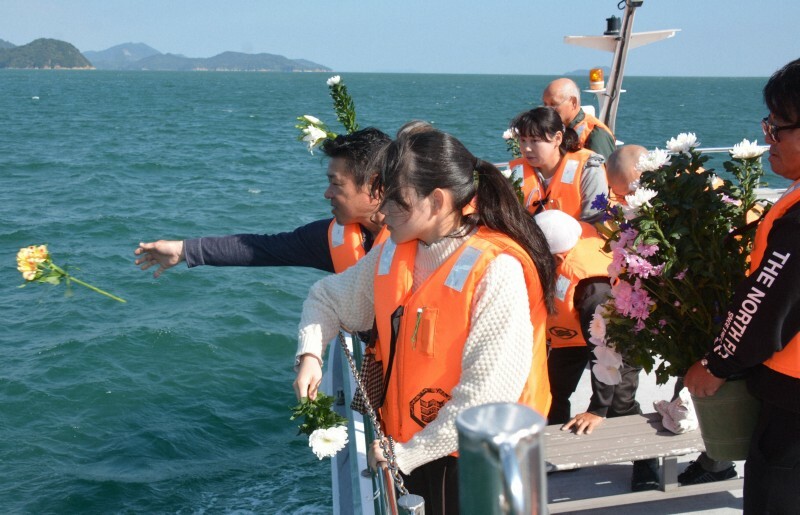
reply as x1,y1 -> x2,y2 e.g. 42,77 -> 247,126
700,357 -> 716,377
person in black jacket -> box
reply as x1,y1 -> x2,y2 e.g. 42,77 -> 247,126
685,57 -> 800,513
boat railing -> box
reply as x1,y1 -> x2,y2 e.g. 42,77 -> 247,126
373,462 -> 398,514
326,333 -> 426,514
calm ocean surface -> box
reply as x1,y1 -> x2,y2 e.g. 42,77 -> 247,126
0,71 -> 789,513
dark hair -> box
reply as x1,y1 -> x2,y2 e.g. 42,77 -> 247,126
510,107 -> 581,154
396,120 -> 435,138
373,130 -> 556,312
321,127 -> 392,188
764,58 -> 800,123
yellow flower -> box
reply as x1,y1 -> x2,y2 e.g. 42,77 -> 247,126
16,245 -> 50,281
16,244 -> 126,303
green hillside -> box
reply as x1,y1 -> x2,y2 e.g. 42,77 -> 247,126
0,38 -> 92,69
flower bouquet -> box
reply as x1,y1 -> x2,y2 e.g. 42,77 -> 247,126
295,75 -> 360,153
17,244 -> 126,303
290,392 -> 349,460
502,127 -> 521,158
590,134 -> 767,385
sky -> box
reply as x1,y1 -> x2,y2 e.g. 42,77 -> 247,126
1,0 -> 797,77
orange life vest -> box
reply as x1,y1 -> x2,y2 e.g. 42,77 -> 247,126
328,221 -> 390,273
750,182 -> 800,378
548,223 -> 612,348
372,227 -> 551,443
509,148 -> 595,219
573,111 -> 614,150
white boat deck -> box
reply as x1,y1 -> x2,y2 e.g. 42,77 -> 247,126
549,367 -> 745,514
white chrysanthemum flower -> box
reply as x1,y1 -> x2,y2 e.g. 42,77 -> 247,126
730,138 -> 766,159
500,168 -> 513,179
302,125 -> 328,153
588,305 -> 607,343
326,75 -> 341,86
635,148 -> 671,172
309,425 -> 348,460
622,187 -> 657,220
592,346 -> 623,385
502,128 -> 516,140
666,132 -> 700,154
626,187 -> 657,208
302,114 -> 322,125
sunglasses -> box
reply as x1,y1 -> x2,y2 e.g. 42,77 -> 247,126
761,116 -> 800,143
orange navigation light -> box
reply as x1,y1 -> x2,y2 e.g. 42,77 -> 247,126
589,68 -> 605,90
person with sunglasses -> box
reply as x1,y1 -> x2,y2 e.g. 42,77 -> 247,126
685,57 -> 800,512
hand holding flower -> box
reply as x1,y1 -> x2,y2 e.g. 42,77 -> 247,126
293,353 -> 323,401
290,391 -> 348,459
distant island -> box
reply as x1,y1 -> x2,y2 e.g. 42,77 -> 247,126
0,38 -> 331,72
0,38 -> 92,69
564,66 -> 611,77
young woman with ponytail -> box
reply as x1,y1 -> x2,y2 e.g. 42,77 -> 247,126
293,129 -> 555,514
509,106 -> 608,223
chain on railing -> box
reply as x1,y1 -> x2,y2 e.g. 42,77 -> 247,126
336,332 -> 411,498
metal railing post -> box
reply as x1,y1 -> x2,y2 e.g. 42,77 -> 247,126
374,463 -> 398,515
397,493 -> 425,514
374,463 -> 425,515
456,403 -> 547,514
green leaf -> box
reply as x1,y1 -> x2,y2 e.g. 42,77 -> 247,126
290,393 -> 347,436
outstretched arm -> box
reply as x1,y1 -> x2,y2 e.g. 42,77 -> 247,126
134,218 -> 336,278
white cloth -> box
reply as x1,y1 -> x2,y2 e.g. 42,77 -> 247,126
534,210 -> 582,254
295,232 -> 535,474
654,387 -> 698,434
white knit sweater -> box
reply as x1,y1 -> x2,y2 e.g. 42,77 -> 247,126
296,231 -> 535,474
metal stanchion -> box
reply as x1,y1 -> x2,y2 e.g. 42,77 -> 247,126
397,493 -> 425,515
456,403 -> 547,514
374,462 -> 425,515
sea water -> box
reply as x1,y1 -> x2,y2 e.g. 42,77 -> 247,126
0,70 -> 788,513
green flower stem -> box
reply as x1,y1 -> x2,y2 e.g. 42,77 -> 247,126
632,221 -> 712,329
49,263 -> 127,303
67,276 -> 127,303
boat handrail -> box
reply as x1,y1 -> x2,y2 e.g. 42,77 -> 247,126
695,146 -> 768,154
491,145 -> 770,170
327,332 -> 426,514
374,462 -> 399,515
